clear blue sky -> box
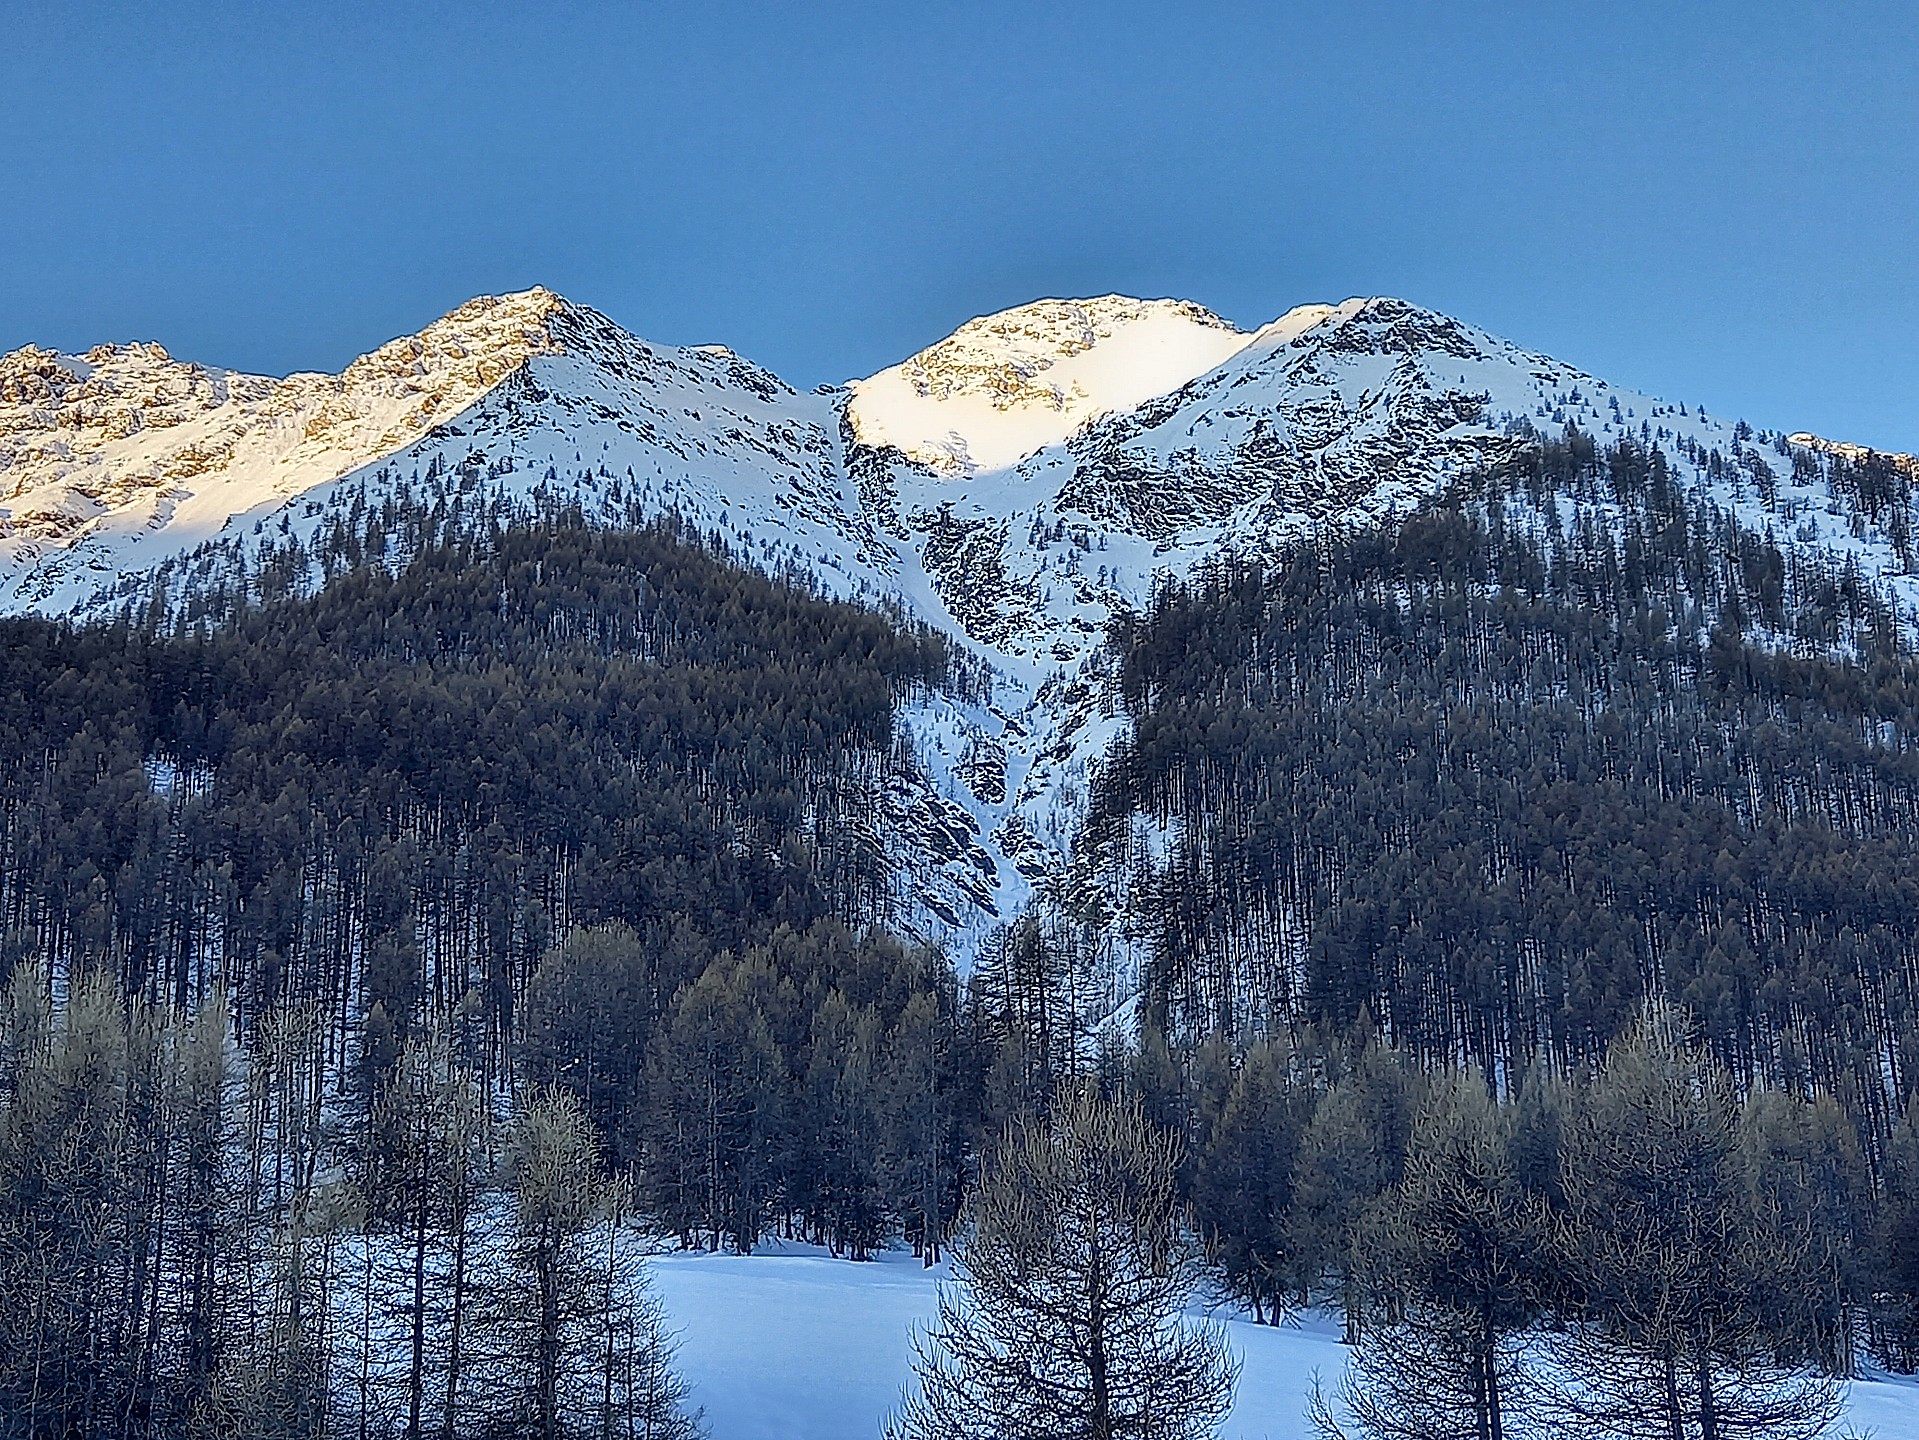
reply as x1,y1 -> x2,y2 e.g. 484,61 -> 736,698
3,1 -> 1914,449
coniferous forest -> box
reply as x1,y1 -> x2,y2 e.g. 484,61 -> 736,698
5,433 -> 1919,1438
0,517 -> 972,1437
1078,430 -> 1919,1431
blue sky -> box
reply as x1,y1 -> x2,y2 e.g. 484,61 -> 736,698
3,1 -> 1914,449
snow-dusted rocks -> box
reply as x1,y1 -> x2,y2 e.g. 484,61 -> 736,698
3,285 -> 1912,957
1789,430 -> 1919,477
845,296 -> 1250,476
0,290 -> 573,610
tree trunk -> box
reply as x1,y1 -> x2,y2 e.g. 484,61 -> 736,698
538,1227 -> 562,1440
602,1211 -> 619,1439
1661,1343 -> 1686,1440
407,1193 -> 428,1440
1088,1300 -> 1111,1440
359,1231 -> 375,1440
1696,1344 -> 1721,1440
443,1207 -> 468,1440
1481,1305 -> 1503,1440
1087,1218 -> 1111,1440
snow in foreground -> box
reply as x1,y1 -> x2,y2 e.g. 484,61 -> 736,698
649,1244 -> 1919,1440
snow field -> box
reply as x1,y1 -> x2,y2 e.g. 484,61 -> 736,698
647,1246 -> 1919,1440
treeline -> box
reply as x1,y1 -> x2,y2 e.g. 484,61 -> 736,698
0,965 -> 697,1440
11,944 -> 1889,1439
1086,429 -> 1919,1156
521,919 -> 971,1261
882,1008 -> 1872,1440
1144,1006 -> 1885,1434
0,516 -> 948,1075
0,906 -> 986,1439
0,905 -> 1058,1436
518,912 -> 1131,1264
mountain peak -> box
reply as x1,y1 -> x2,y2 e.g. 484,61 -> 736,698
335,285 -> 572,390
0,287 -> 589,599
845,295 -> 1253,476
934,294 -> 1242,358
4,284 -> 1911,954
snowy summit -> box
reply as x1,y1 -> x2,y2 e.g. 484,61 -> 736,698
845,296 -> 1251,476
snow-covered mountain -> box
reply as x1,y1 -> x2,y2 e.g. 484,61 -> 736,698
4,286 -> 1911,953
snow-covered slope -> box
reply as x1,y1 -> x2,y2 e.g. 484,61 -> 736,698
647,1246 -> 1919,1440
0,291 -> 566,611
0,289 -> 1025,950
4,287 -> 1912,957
845,296 -> 1251,476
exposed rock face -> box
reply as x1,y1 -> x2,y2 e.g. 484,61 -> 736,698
0,290 -> 572,605
1789,430 -> 1918,476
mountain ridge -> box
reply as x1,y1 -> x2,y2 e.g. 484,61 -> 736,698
5,286 -> 1912,957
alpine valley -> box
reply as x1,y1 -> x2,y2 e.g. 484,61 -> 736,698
15,286 -> 1919,1439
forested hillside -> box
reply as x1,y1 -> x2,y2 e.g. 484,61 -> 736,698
9,429 -> 1919,1439
1087,428 -> 1919,1141
0,515 -> 946,1052
0,518 -> 976,1436
1055,429 -> 1919,1421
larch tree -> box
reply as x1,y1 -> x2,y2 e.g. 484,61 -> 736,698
1310,1069 -> 1543,1440
890,1086 -> 1237,1440
1541,1005 -> 1842,1440
498,1085 -> 696,1440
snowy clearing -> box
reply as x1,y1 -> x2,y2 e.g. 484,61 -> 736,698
649,1245 -> 1919,1440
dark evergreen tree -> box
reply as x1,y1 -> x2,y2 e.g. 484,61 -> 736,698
1312,1071 -> 1542,1440
1292,1032 -> 1421,1337
641,953 -> 790,1252
1190,1036 -> 1315,1321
